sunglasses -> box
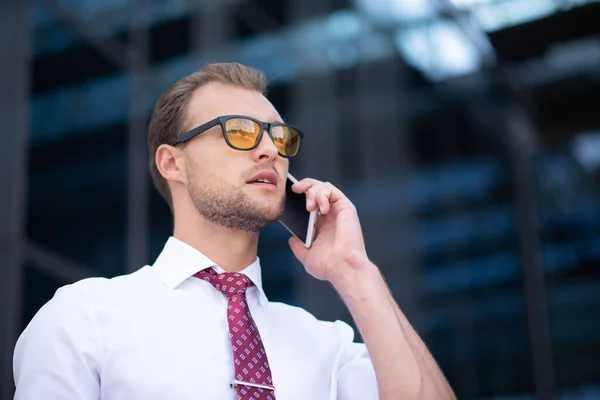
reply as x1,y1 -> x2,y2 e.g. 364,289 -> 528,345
172,115 -> 304,158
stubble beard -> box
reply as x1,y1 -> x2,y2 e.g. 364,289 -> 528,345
186,162 -> 285,232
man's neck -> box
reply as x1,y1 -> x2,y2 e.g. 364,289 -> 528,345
173,216 -> 260,273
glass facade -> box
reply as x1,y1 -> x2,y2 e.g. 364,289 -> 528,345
9,0 -> 600,398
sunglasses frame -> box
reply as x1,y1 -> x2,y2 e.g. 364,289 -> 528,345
172,115 -> 304,158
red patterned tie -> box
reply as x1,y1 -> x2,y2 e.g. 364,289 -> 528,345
194,268 -> 275,400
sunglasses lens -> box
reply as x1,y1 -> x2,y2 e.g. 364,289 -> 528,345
225,118 -> 261,149
271,126 -> 301,157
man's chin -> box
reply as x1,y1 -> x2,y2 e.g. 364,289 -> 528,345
258,207 -> 284,222
255,205 -> 285,225
239,192 -> 285,226
249,192 -> 284,211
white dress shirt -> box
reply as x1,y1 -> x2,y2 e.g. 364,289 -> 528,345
13,236 -> 378,400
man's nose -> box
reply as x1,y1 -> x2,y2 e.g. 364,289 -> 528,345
254,129 -> 279,159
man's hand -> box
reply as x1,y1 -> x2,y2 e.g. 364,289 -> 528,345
287,177 -> 456,400
287,178 -> 371,285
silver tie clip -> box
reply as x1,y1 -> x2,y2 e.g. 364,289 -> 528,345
230,379 -> 275,391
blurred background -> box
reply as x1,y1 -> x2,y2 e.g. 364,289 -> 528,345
1,0 -> 600,399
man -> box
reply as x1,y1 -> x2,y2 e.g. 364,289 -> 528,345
13,62 -> 455,399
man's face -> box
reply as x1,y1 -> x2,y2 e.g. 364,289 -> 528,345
180,82 -> 289,232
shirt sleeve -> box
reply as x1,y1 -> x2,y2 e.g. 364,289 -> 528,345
332,320 -> 379,400
13,283 -> 101,400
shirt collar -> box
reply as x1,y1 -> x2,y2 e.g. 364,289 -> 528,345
152,236 -> 268,305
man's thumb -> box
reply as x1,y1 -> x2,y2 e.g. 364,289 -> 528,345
288,236 -> 308,262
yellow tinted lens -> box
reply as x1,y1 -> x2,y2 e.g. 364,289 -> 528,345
271,126 -> 300,157
225,118 -> 261,149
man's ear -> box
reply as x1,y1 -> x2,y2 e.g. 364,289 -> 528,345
156,144 -> 187,185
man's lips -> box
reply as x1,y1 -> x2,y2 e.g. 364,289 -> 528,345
246,171 -> 279,188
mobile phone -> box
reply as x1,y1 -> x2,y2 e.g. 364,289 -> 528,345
278,173 -> 318,248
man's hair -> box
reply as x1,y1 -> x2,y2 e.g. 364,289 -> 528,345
147,62 -> 267,210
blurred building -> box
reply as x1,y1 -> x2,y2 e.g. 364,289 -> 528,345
2,0 -> 600,399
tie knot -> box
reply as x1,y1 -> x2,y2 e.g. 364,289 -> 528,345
194,268 -> 253,298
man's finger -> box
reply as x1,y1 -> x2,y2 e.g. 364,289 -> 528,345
307,183 -> 338,212
305,183 -> 327,211
306,196 -> 319,212
317,191 -> 330,214
291,178 -> 321,193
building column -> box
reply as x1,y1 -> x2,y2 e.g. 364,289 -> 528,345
126,0 -> 150,272
505,103 -> 556,400
354,57 -> 421,324
0,0 -> 29,396
288,1 -> 346,322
